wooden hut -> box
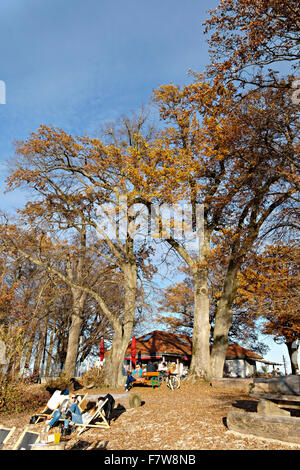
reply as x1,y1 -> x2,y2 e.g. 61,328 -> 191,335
125,330 -> 264,378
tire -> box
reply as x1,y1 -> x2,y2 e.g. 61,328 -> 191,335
169,376 -> 180,390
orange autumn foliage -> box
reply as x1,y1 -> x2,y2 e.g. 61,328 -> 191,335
238,244 -> 300,344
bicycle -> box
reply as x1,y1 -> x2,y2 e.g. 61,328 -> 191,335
160,372 -> 180,390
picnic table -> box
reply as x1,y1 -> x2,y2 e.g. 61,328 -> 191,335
137,371 -> 160,389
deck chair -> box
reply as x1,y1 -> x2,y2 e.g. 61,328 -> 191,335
34,390 -> 69,424
56,393 -> 88,425
76,397 -> 110,435
0,425 -> 16,449
13,426 -> 40,450
76,393 -> 88,412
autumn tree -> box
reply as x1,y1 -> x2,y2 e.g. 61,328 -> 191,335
0,216 -> 126,378
4,115 -> 155,386
203,0 -> 300,193
238,243 -> 300,374
0,245 -> 55,377
3,79 -> 298,385
123,73 -> 298,379
157,262 -> 268,358
207,85 -> 298,377
204,0 -> 300,89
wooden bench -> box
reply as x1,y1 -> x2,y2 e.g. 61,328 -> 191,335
249,392 -> 300,410
249,376 -> 300,409
132,372 -> 160,390
227,376 -> 300,444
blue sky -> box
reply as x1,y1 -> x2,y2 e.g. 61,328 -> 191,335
0,0 -> 214,209
0,0 -> 296,371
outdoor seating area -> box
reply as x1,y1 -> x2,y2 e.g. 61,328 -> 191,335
15,388 -> 116,448
131,372 -> 161,390
1,377 -> 300,451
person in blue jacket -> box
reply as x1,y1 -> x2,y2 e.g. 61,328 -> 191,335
125,364 -> 143,391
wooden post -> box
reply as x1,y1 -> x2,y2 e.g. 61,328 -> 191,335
283,356 -> 288,375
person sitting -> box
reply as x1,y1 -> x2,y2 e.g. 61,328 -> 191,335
158,361 -> 168,379
146,361 -> 156,373
46,394 -> 83,434
125,365 -> 143,392
275,367 -> 284,377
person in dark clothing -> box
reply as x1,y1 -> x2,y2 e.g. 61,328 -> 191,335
70,377 -> 83,391
146,361 -> 156,372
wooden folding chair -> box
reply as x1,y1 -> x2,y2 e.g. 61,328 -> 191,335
0,425 -> 16,448
35,390 -> 69,423
56,393 -> 88,425
13,426 -> 40,450
34,407 -> 55,424
76,393 -> 88,412
76,398 -> 109,435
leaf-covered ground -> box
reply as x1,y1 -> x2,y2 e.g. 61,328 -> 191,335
1,380 -> 300,451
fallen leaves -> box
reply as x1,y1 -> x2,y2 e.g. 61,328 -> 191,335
1,381 -> 300,451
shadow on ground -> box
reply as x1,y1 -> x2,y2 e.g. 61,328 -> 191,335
232,399 -> 300,417
232,400 -> 258,412
68,439 -> 109,450
111,404 -> 126,422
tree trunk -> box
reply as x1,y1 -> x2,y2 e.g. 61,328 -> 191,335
188,268 -> 211,381
45,321 -> 58,377
33,331 -> 44,374
64,290 -> 87,377
64,225 -> 88,378
286,340 -> 299,375
101,323 -> 129,387
40,319 -> 49,377
102,261 -> 137,388
211,262 -> 239,378
22,329 -> 36,377
45,337 -> 54,376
